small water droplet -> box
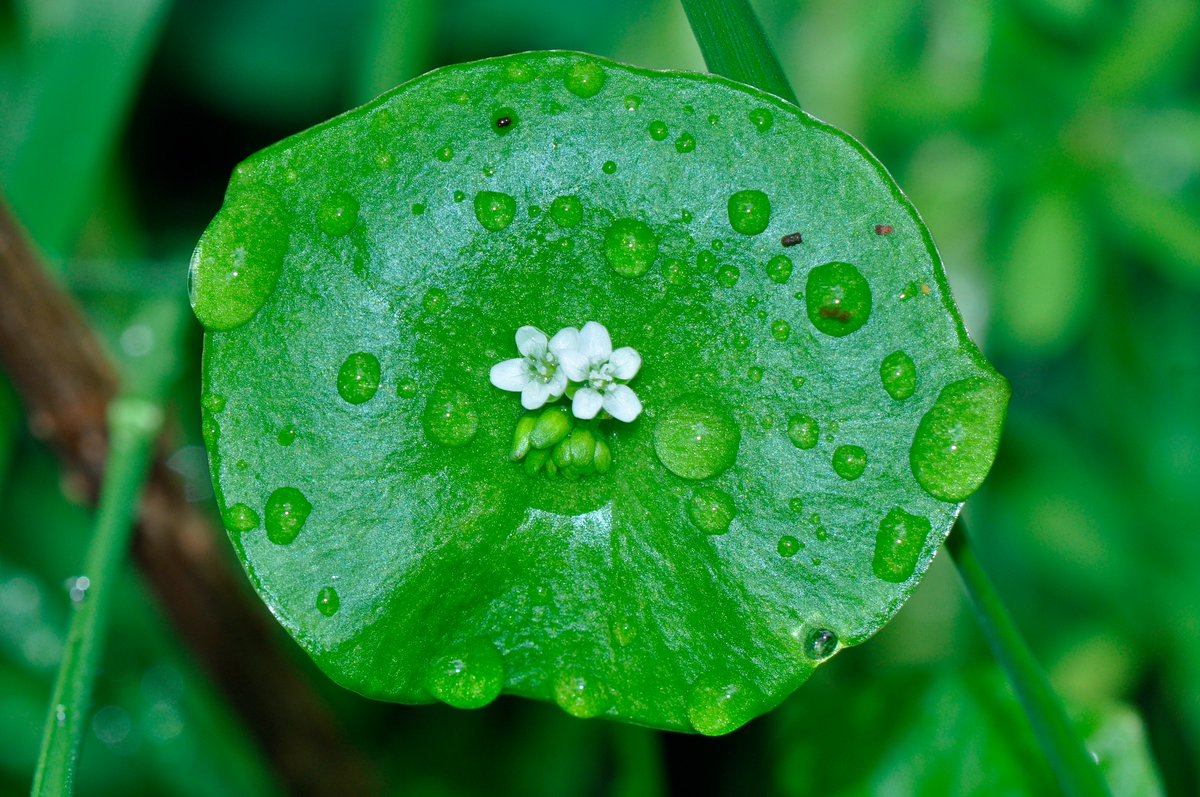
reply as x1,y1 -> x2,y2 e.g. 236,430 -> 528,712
423,287 -> 448,314
805,262 -> 872,337
804,628 -> 838,660
880,350 -> 917,401
55,704 -> 67,727
277,426 -> 297,446
436,145 -> 454,162
396,377 -> 418,399
687,672 -> 760,736
224,503 -> 260,533
748,108 -> 774,132
732,334 -> 750,350
473,191 -> 517,231
337,352 -> 381,405
687,487 -> 736,535
770,320 -> 791,341
505,62 -> 534,83
664,257 -> 688,285
910,377 -> 1010,501
831,444 -> 867,480
317,191 -> 360,237
555,673 -> 612,718
648,120 -> 668,140
603,218 -> 658,278
411,202 -> 425,216
791,375 -> 806,390
766,255 -> 793,284
777,536 -> 800,557
788,496 -> 804,513
422,385 -> 479,448
707,113 -> 719,126
747,367 -> 763,383
601,160 -> 617,174
696,251 -> 716,273
201,393 -> 226,413
727,190 -> 771,236
264,487 -> 312,545
623,94 -> 641,111
453,190 -> 466,203
873,508 -> 932,583
564,60 -> 606,97
787,414 -> 819,450
316,586 -> 340,617
675,132 -> 696,153
426,639 -> 505,709
715,265 -> 740,288
652,394 -> 740,480
680,209 -> 693,224
549,195 -> 583,228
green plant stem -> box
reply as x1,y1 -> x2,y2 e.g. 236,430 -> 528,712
609,726 -> 666,797
30,396 -> 164,797
679,0 -> 798,105
946,522 -> 1112,797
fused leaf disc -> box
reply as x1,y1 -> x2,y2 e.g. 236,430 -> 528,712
193,51 -> 1009,734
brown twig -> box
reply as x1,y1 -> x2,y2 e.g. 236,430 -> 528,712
0,199 -> 377,797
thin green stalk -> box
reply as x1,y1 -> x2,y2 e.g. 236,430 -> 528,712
946,522 -> 1112,797
609,726 -> 666,797
30,396 -> 164,797
679,0 -> 798,105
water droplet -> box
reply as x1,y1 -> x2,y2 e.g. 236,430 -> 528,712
623,94 -> 641,111
716,265 -> 740,288
436,145 -> 454,162
787,414 -> 819,449
652,394 -> 740,480
910,377 -> 1010,502
474,191 -> 517,231
411,202 -> 425,216
777,536 -> 800,557
675,132 -> 696,153
423,287 -> 448,314
317,191 -> 360,237
453,190 -> 466,203
873,508 -> 932,583
601,160 -> 617,174
505,62 -> 534,83
276,426 -> 297,446
680,209 -> 693,224
732,334 -> 750,350
426,639 -> 505,709
748,108 -> 774,132
831,445 -> 867,480
490,106 -> 518,135
708,113 -> 719,125
805,261 -> 872,337
564,60 -> 606,98
766,255 -> 793,284
727,190 -> 771,236
687,487 -> 736,535
316,586 -> 340,617
337,352 -> 381,405
687,672 -> 760,736
189,186 -> 288,331
396,377 -> 418,399
264,487 -> 312,545
648,120 -> 668,140
555,673 -> 612,718
201,412 -> 220,447
527,205 -> 542,219
747,367 -> 763,383
223,503 -> 260,533
696,250 -> 716,272
201,393 -> 226,413
603,218 -> 658,278
549,195 -> 583,228
880,350 -> 917,401
422,385 -> 479,448
770,320 -> 791,341
791,375 -> 806,390
804,628 -> 838,660
613,619 -> 638,646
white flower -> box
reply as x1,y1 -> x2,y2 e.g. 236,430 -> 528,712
559,321 -> 643,422
489,326 -> 577,410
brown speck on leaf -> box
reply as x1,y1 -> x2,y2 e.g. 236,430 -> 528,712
874,224 -> 893,235
819,306 -> 852,323
781,232 -> 803,247
496,117 -> 512,128
921,284 -> 931,295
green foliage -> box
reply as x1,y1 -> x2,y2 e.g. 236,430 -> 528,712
194,50 -> 1006,734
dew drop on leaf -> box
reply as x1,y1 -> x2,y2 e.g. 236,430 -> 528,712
652,394 -> 740,480
726,189 -> 771,236
473,191 -> 517,231
422,385 -> 479,448
766,254 -> 793,284
787,414 -> 819,450
777,535 -> 801,557
564,60 -> 606,98
880,350 -> 917,401
223,503 -> 260,533
770,320 -> 791,341
686,487 -> 736,535
675,132 -> 696,153
264,487 -> 312,545
648,120 -> 668,141
336,352 -> 381,405
549,195 -> 583,228
425,639 -> 505,709
910,377 -> 1010,502
687,672 -> 760,736
804,628 -> 839,660
317,191 -> 360,237
748,108 -> 773,132
716,265 -> 740,288
873,508 -> 932,583
805,261 -> 873,337
603,218 -> 658,278
554,673 -> 612,719
831,445 -> 867,480
316,586 -> 340,617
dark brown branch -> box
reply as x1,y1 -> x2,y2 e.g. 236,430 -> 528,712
0,199 -> 377,797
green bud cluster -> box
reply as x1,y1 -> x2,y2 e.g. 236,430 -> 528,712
510,406 -> 612,479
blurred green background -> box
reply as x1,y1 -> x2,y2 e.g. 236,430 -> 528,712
1,0 -> 1197,794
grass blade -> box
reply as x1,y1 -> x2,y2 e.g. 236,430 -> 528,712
678,0 -> 797,105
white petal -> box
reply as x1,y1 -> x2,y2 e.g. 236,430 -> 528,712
548,327 -> 579,358
608,347 -> 642,380
603,384 -> 642,422
547,368 -> 568,398
558,349 -> 589,382
578,321 -> 612,363
521,381 -> 553,410
490,359 -> 530,392
572,387 -> 604,420
515,326 -> 548,358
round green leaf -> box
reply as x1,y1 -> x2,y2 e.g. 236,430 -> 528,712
193,51 -> 1008,734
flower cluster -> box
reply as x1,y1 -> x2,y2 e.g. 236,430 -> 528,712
489,321 -> 642,422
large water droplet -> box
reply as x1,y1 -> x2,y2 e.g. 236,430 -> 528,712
910,377 -> 1010,501
317,191 -> 360,236
770,320 -> 791,342
766,255 -> 793,284
337,352 -> 381,405
264,487 -> 312,545
652,394 -> 740,480
873,508 -> 932,583
805,262 -> 872,337
474,191 -> 517,231
687,487 -> 736,535
803,628 -> 838,660
425,639 -> 505,709
687,672 -> 760,736
564,61 -> 607,97
726,190 -> 771,236
787,414 -> 819,450
554,673 -> 612,718
648,120 -> 668,140
316,586 -> 340,617
603,218 -> 658,278
422,385 -> 479,447
549,195 -> 583,228
880,350 -> 917,401
223,503 -> 259,533
189,186 -> 288,331
777,535 -> 800,557
831,444 -> 867,480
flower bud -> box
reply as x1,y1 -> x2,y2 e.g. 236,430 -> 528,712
530,406 -> 572,449
510,413 -> 538,461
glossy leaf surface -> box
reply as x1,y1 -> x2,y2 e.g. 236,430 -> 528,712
193,51 -> 1008,733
